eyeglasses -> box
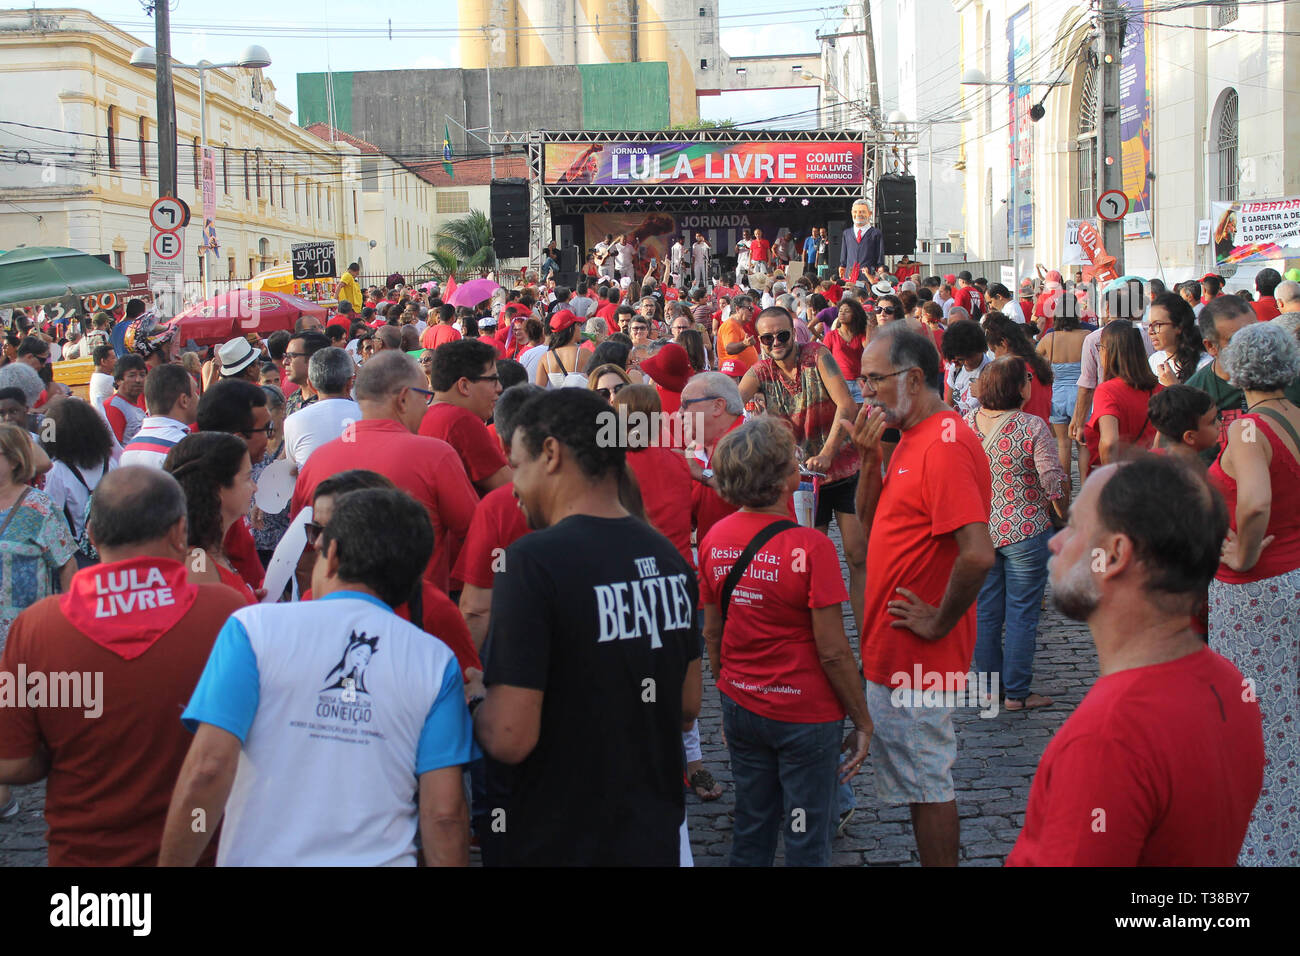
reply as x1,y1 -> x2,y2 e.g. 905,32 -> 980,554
631,325 -> 650,334
595,382 -> 629,399
1146,321 -> 1171,332
879,307 -> 898,316
409,386 -> 435,405
305,521 -> 327,549
284,351 -> 310,360
240,423 -> 276,438
681,394 -> 721,407
758,329 -> 793,347
419,357 -> 434,366
859,367 -> 915,389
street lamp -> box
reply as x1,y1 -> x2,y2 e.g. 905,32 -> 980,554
887,111 -> 970,276
131,43 -> 272,297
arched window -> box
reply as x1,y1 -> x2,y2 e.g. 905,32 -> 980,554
1215,88 -> 1239,202
106,106 -> 117,169
1074,56 -> 1099,219
138,117 -> 149,175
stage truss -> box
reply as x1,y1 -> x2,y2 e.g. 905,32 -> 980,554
490,127 -> 920,273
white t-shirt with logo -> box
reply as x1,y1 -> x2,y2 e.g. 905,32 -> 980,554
182,591 -> 474,866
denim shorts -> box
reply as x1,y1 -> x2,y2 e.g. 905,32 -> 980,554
864,680 -> 957,805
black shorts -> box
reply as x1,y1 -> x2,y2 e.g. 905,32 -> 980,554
814,473 -> 858,528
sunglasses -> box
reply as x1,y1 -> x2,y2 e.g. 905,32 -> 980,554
758,330 -> 792,347
239,423 -> 276,438
305,521 -> 327,549
879,307 -> 898,315
595,382 -> 629,400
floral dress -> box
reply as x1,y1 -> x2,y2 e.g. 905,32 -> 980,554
0,488 -> 77,650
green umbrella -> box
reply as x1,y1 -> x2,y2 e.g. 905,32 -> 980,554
0,246 -> 130,308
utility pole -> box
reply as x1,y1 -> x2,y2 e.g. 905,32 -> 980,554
860,1 -> 880,124
153,0 -> 177,199
1099,0 -> 1125,272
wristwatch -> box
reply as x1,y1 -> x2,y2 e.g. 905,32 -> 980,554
700,467 -> 714,484
467,694 -> 486,715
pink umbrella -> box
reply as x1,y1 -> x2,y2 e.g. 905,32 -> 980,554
446,278 -> 499,308
169,290 -> 328,346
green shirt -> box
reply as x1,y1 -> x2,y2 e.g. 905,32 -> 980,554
1185,360 -> 1300,463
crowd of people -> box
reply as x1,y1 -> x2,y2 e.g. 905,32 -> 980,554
0,231 -> 1296,868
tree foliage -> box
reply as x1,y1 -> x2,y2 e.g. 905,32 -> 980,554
421,209 -> 498,279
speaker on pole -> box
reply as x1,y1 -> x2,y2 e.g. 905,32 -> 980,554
875,174 -> 917,256
490,178 -> 530,259
826,219 -> 847,275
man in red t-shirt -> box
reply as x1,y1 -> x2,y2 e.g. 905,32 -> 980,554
951,271 -> 985,321
849,327 -> 994,867
0,467 -> 247,865
292,352 -> 478,594
421,303 -> 462,350
1008,458 -> 1263,866
418,339 -> 510,496
748,229 -> 772,275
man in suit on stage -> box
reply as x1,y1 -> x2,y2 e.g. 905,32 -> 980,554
839,198 -> 883,280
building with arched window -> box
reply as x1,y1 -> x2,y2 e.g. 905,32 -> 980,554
952,0 -> 1298,283
0,9 -> 364,304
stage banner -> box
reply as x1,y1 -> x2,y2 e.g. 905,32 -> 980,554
1211,196 -> 1300,265
546,141 -> 865,186
1119,0 -> 1153,239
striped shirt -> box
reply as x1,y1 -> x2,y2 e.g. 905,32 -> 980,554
120,416 -> 192,468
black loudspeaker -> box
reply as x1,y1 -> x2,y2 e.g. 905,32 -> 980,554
490,179 -> 530,258
556,271 -> 580,289
826,218 -> 847,275
556,224 -> 574,248
560,245 -> 579,272
875,174 -> 917,256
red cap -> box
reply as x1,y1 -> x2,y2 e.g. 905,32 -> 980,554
1200,272 -> 1222,283
719,358 -> 744,377
640,343 -> 693,393
548,309 -> 580,332
943,274 -> 957,284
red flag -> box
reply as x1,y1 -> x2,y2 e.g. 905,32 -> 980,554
848,262 -> 861,284
444,275 -> 457,302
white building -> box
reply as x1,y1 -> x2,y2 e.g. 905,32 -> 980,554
952,0 -> 1299,285
820,0 -> 968,264
0,8 -> 365,299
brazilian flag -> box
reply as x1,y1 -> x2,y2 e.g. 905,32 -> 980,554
442,124 -> 454,178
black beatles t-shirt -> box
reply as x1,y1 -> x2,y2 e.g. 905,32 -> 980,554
483,514 -> 700,866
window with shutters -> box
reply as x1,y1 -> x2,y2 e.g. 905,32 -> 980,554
1216,88 -> 1239,201
436,191 -> 471,214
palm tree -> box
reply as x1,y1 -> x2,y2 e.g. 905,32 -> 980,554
425,209 -> 497,279
421,249 -> 460,283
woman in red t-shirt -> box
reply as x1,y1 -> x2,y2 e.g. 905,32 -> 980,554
697,416 -> 872,866
1085,321 -> 1162,465
984,315 -> 1053,424
826,298 -> 871,405
162,432 -> 258,605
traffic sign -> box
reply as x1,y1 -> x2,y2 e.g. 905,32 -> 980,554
1096,190 -> 1128,223
149,196 -> 191,232
152,229 -> 183,261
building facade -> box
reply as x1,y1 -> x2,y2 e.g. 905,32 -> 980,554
952,0 -> 1300,284
0,8 -> 365,300
820,0 -> 968,264
456,0 -> 718,125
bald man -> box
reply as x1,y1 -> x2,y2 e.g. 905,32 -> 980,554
840,199 -> 883,279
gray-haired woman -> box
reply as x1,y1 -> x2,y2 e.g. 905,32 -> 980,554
697,416 -> 872,866
1207,321 -> 1300,865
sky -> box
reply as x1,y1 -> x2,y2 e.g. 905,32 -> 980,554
84,0 -> 822,129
